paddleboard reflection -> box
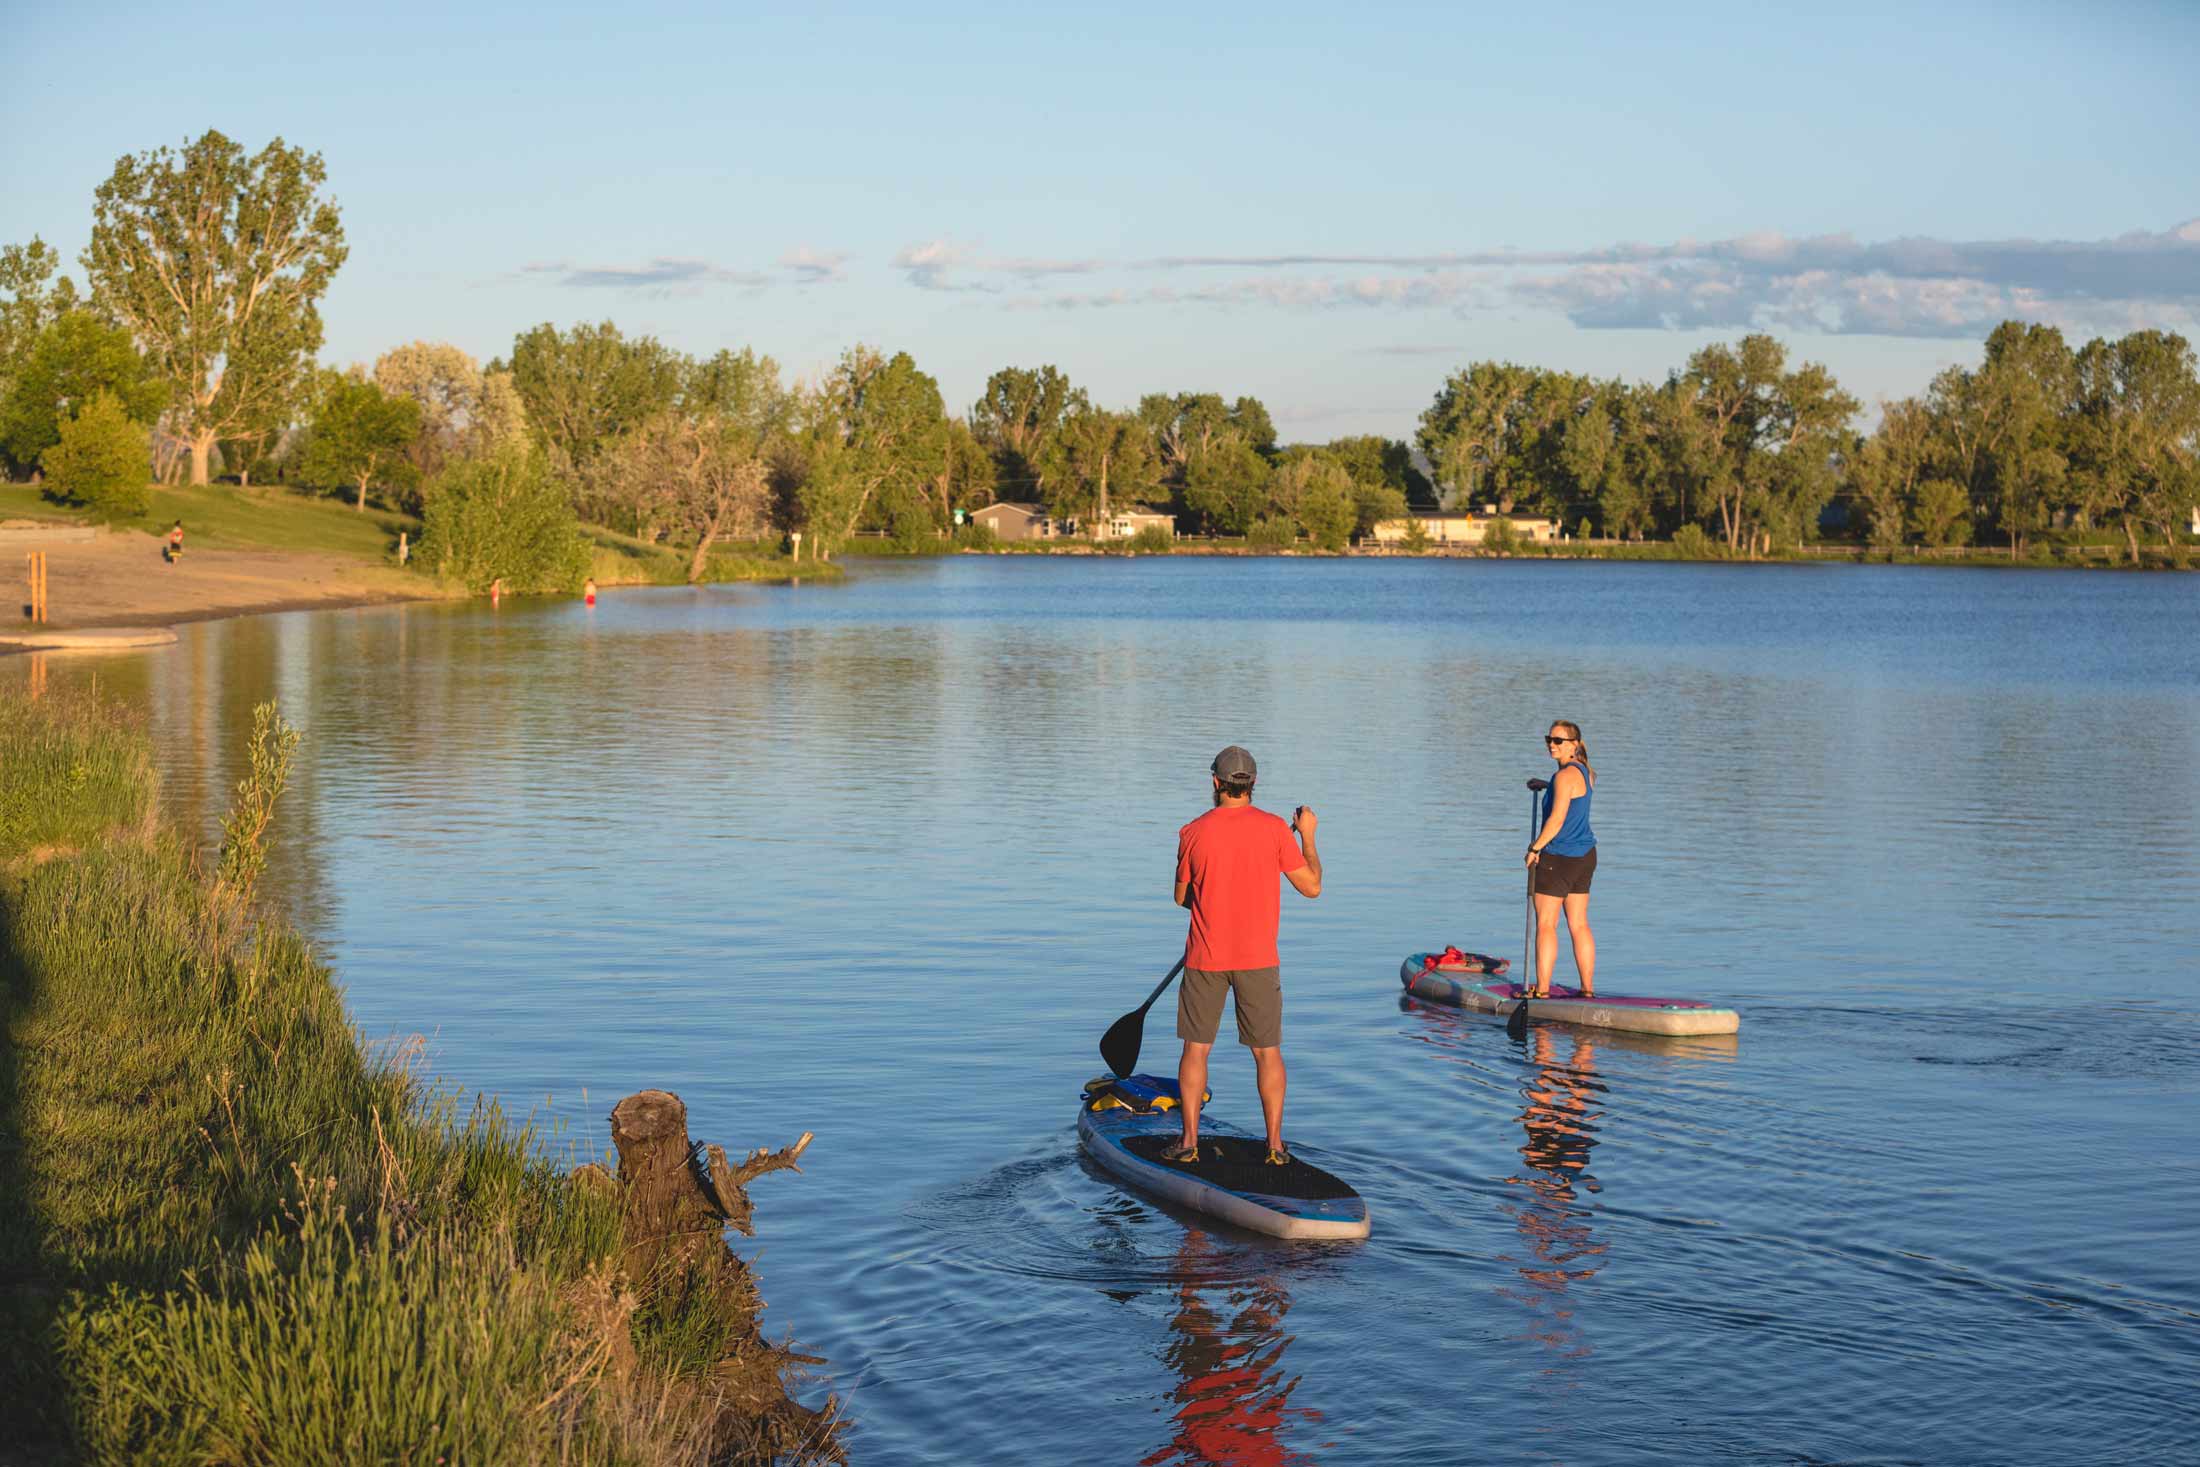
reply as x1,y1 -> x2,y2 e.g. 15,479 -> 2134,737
1501,1028 -> 1609,1371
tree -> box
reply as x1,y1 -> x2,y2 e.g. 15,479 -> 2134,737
1912,476 -> 1972,548
934,418 -> 997,527
1974,322 -> 2075,558
41,390 -> 150,520
1416,361 -> 1538,509
1041,406 -> 1156,525
1270,452 -> 1357,550
83,130 -> 346,485
1,238 -> 82,442
611,411 -> 772,581
374,341 -> 482,481
0,310 -> 167,470
503,320 -> 683,475
971,366 -> 1083,496
1672,336 -> 1858,553
473,371 -> 529,456
2072,329 -> 2200,564
1323,434 -> 1433,510
418,447 -> 589,592
1181,435 -> 1270,534
300,370 -> 422,510
800,346 -> 948,551
1849,398 -> 1933,549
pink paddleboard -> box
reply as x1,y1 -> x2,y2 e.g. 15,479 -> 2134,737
1400,952 -> 1740,1036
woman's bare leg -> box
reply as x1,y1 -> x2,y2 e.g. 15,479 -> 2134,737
1533,893 -> 1564,996
1563,892 -> 1595,995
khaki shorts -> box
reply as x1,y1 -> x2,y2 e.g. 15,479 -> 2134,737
1177,966 -> 1282,1048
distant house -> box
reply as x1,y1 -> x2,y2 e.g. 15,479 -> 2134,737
1367,513 -> 1557,546
970,502 -> 1058,542
1092,509 -> 1175,541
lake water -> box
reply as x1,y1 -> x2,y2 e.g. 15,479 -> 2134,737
15,557 -> 2200,1464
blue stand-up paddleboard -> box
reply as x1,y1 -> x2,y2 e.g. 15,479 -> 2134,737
1078,1075 -> 1371,1241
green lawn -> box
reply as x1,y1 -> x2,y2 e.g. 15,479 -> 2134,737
0,481 -> 417,560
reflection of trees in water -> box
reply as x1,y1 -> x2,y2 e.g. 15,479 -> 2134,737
1142,1229 -> 1319,1467
1501,1028 -> 1608,1366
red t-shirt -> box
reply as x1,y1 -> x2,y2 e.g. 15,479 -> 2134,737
1175,804 -> 1307,971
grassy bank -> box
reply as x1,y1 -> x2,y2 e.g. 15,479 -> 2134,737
0,689 -> 839,1463
586,527 -> 843,587
1,480 -> 419,561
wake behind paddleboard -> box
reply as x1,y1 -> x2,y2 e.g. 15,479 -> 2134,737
1078,1075 -> 1371,1241
1401,952 -> 1741,1036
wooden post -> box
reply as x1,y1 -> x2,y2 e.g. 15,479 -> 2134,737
26,551 -> 47,624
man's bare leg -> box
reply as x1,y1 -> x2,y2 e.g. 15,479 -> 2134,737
1177,1041 -> 1212,1150
1251,1045 -> 1287,1152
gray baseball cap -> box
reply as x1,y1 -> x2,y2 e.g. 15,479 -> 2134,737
1211,745 -> 1257,786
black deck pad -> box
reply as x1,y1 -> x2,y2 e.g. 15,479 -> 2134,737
1121,1134 -> 1360,1201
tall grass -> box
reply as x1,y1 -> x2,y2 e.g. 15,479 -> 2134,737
0,687 -> 838,1463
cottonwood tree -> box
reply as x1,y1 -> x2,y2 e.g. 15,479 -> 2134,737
614,411 -> 772,580
799,346 -> 948,553
971,365 -> 1083,497
1040,406 -> 1155,526
374,341 -> 483,481
1416,361 -> 1538,510
502,320 -> 683,476
2073,329 -> 2200,564
1180,434 -> 1270,534
1847,398 -> 1934,549
1269,451 -> 1358,549
83,131 -> 346,485
300,369 -> 421,509
1672,336 -> 1858,554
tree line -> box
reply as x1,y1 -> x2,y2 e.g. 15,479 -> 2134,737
4,129 -> 2195,574
1418,326 -> 2199,562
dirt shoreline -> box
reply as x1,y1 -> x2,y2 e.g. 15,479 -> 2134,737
7,524 -> 450,636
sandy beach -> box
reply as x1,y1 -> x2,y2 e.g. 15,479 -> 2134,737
6,524 -> 439,636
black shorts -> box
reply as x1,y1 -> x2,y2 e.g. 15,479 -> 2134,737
1532,847 -> 1596,898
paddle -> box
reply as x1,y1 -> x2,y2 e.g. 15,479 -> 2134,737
1101,956 -> 1189,1078
1508,778 -> 1550,1040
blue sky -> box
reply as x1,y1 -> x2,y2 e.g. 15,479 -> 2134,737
5,1 -> 2196,439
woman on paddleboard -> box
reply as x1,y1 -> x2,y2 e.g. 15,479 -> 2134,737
1524,720 -> 1595,1000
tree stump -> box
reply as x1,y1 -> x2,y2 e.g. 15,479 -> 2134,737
577,1089 -> 836,1461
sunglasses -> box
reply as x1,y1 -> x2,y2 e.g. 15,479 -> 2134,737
1545,735 -> 1572,745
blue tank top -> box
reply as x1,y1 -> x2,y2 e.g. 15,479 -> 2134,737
1541,762 -> 1595,856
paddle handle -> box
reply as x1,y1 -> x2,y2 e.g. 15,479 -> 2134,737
1139,956 -> 1189,1015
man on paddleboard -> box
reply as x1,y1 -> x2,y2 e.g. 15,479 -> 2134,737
1168,745 -> 1322,1166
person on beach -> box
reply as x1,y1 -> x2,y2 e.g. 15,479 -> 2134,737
164,520 -> 184,563
1168,745 -> 1322,1167
1524,720 -> 1596,999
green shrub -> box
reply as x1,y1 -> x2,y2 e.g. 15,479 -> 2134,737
1481,516 -> 1519,553
1244,516 -> 1297,550
39,391 -> 150,521
1670,523 -> 1718,560
1400,517 -> 1432,553
417,447 -> 589,593
1126,524 -> 1173,554
954,521 -> 1000,550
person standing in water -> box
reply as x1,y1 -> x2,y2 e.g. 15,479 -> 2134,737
1168,745 -> 1322,1166
1524,720 -> 1596,999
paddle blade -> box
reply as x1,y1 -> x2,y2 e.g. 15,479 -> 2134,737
1506,991 -> 1531,1040
1099,1008 -> 1145,1078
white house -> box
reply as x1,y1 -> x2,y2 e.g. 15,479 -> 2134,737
1367,513 -> 1557,546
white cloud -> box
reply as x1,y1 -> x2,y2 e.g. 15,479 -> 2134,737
519,258 -> 770,293
779,246 -> 851,284
911,220 -> 2200,337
